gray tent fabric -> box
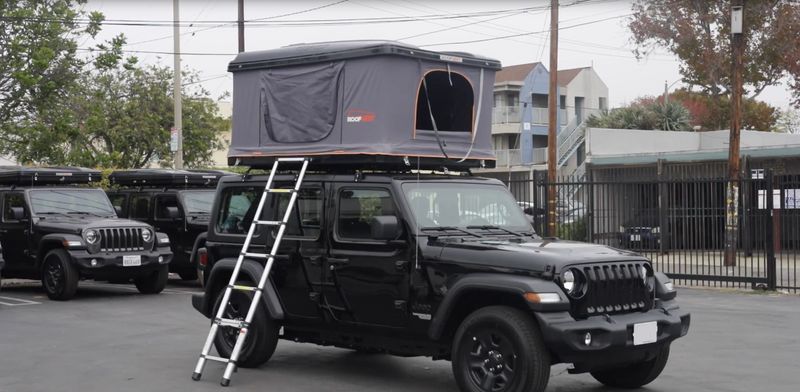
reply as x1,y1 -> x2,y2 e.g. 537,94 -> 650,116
262,62 -> 343,143
227,41 -> 501,168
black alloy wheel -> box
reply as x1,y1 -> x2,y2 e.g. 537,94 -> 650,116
452,306 -> 550,392
41,249 -> 79,301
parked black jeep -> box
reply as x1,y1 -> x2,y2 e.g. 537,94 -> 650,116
191,171 -> 690,392
107,169 -> 229,281
0,167 -> 173,300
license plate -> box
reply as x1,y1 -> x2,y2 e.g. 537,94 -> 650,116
630,234 -> 642,241
122,255 -> 142,267
633,321 -> 658,346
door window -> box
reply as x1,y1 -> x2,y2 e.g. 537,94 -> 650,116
337,188 -> 397,241
129,195 -> 151,220
215,187 -> 259,235
108,194 -> 127,217
154,195 -> 181,221
272,187 -> 323,240
2,193 -> 26,222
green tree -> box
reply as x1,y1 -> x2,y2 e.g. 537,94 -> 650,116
0,0 -> 122,141
8,61 -> 228,168
629,0 -> 800,107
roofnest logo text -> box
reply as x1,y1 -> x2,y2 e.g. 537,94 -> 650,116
346,109 -> 376,123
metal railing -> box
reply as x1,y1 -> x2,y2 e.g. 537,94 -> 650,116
494,149 -> 523,167
505,170 -> 800,293
492,106 -> 521,124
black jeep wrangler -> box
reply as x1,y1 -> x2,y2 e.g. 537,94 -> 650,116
107,169 -> 229,281
191,171 -> 690,392
0,167 -> 174,301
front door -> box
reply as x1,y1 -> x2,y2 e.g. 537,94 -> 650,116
0,192 -> 33,275
153,193 -> 185,259
323,185 -> 409,328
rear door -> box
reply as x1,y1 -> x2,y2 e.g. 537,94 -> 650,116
0,192 -> 33,273
153,193 -> 186,259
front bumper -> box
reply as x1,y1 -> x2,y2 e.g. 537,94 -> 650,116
68,247 -> 173,278
535,299 -> 690,369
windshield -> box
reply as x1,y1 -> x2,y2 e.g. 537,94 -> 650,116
402,182 -> 531,232
181,190 -> 216,215
29,189 -> 115,215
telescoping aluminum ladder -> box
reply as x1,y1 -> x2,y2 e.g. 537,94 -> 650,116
191,157 -> 310,387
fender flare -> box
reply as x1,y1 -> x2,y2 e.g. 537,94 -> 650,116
200,258 -> 285,320
427,273 -> 568,340
188,232 -> 208,267
38,233 -> 84,262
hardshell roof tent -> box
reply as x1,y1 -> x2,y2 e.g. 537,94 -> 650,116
228,40 -> 501,169
0,166 -> 101,186
108,169 -> 234,187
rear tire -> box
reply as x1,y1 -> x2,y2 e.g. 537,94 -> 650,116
41,249 -> 80,301
452,306 -> 550,392
590,344 -> 670,388
135,265 -> 168,294
212,287 -> 278,368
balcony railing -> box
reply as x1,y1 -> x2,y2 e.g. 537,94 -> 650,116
531,147 -> 548,164
492,106 -> 521,124
494,149 -> 522,167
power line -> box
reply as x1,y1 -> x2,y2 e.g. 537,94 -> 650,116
418,14 -> 631,48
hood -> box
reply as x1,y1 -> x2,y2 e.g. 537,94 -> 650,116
34,216 -> 151,235
434,237 -> 646,274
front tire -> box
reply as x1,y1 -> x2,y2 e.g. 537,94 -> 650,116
590,344 -> 670,388
41,249 -> 80,301
452,306 -> 551,392
134,265 -> 168,294
212,287 -> 278,368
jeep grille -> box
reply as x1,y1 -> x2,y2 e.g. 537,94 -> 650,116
99,228 -> 145,252
571,262 -> 654,318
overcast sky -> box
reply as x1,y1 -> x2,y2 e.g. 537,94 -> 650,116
85,0 -> 793,110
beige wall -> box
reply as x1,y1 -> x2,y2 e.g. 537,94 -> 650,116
210,101 -> 232,168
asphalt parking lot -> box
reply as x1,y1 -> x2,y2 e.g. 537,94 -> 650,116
0,280 -> 797,392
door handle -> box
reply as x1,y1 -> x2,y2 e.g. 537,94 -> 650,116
326,257 -> 349,267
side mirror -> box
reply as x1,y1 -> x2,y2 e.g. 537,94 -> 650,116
165,206 -> 181,220
371,215 -> 400,241
114,206 -> 123,217
11,207 -> 26,221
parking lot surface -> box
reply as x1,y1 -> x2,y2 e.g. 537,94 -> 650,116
0,280 -> 797,392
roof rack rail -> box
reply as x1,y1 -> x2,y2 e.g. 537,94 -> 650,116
108,169 -> 235,187
0,166 -> 101,186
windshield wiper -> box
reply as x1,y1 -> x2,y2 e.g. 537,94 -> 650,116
420,226 -> 483,238
65,211 -> 106,217
466,225 -> 524,237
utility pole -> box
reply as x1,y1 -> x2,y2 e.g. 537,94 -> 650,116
546,0 -> 559,238
173,0 -> 183,169
237,0 -> 245,52
725,0 -> 744,267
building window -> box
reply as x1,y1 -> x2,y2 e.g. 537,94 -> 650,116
416,71 -> 473,133
599,97 -> 608,111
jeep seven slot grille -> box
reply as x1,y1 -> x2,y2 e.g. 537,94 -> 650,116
570,262 -> 654,318
99,228 -> 145,252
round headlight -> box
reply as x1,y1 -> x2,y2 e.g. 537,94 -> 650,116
563,270 -> 576,293
141,229 -> 153,242
85,229 -> 100,244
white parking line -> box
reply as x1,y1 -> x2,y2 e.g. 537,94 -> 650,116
0,295 -> 42,306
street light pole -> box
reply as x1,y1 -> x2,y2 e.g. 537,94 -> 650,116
173,0 -> 183,169
238,0 -> 245,53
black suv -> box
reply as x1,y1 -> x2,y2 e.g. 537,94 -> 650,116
0,167 -> 173,300
191,172 -> 690,392
107,169 -> 228,281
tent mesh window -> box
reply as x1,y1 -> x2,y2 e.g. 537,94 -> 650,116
416,71 -> 473,133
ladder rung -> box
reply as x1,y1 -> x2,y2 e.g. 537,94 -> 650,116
204,355 -> 231,363
216,317 -> 247,328
230,284 -> 259,292
276,157 -> 308,162
267,188 -> 295,193
242,252 -> 273,259
254,220 -> 284,226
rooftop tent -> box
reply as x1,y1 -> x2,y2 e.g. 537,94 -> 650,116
227,40 -> 501,169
